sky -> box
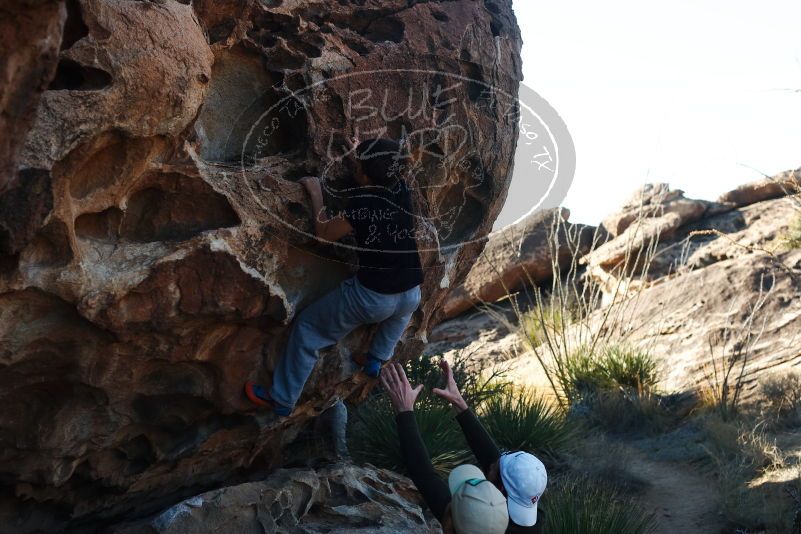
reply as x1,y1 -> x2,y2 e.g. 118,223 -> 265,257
505,0 -> 801,226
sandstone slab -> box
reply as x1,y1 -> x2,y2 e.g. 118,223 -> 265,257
441,208 -> 596,319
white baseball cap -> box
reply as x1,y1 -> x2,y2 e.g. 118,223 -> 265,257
448,464 -> 509,534
499,452 -> 548,526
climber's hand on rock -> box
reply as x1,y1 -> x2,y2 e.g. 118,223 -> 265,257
381,363 -> 423,414
432,360 -> 468,413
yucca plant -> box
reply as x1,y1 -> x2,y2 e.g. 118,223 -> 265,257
543,475 -> 657,534
478,388 -> 577,458
349,351 -> 506,476
559,346 -> 614,404
482,207 -> 684,409
404,350 -> 509,409
348,397 -> 472,477
558,345 -> 660,403
601,345 -> 659,392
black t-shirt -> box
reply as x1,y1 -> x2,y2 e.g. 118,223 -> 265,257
342,180 -> 423,294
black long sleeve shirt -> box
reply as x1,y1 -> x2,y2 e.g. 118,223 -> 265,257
396,409 -> 545,533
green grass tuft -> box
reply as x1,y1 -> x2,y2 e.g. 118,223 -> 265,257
543,475 -> 657,534
479,388 -> 577,458
348,398 -> 472,477
558,345 -> 659,405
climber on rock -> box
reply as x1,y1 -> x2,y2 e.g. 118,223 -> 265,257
382,360 -> 548,534
245,138 -> 423,417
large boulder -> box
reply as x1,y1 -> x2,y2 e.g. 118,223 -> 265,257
0,0 -> 522,530
112,463 -> 442,534
441,208 -> 596,319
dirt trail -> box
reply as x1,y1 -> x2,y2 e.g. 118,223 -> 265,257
625,450 -> 722,533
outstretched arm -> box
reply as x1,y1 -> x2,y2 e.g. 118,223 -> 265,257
433,360 -> 502,472
382,363 -> 451,520
299,176 -> 353,242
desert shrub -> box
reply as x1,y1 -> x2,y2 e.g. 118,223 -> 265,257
701,415 -> 797,533
403,350 -> 509,408
702,416 -> 784,474
349,352 -> 579,475
558,345 -> 659,406
349,351 -> 507,476
559,346 -> 614,404
759,371 -> 801,428
583,388 -> 673,434
602,345 -> 660,391
543,474 -> 657,534
478,388 -> 577,458
556,345 -> 674,433
348,399 -> 472,477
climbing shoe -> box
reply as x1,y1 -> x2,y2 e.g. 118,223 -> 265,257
363,356 -> 384,378
244,381 -> 291,417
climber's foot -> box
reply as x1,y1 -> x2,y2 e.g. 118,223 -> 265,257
363,356 -> 384,379
244,381 -> 291,417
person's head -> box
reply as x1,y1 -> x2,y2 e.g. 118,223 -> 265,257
446,464 -> 509,534
353,138 -> 403,187
497,452 -> 548,527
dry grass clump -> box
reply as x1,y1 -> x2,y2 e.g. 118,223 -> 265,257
700,413 -> 800,533
543,474 -> 657,534
759,371 -> 801,429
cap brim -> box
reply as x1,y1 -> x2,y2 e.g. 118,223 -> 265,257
448,464 -> 486,495
507,497 -> 538,527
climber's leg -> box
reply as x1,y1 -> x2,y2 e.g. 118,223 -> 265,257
318,399 -> 350,459
366,285 -> 422,373
269,277 -> 396,411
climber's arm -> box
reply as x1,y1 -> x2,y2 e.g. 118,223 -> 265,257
299,176 -> 353,242
382,364 -> 452,520
433,360 -> 502,472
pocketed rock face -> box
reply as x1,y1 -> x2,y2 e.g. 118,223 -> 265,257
112,463 -> 442,534
0,0 -> 521,531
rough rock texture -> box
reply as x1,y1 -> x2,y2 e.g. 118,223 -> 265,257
0,0 -> 65,193
430,182 -> 801,398
0,0 -> 522,530
112,463 -> 442,534
587,184 -> 714,266
717,168 -> 801,207
426,178 -> 801,395
441,208 -> 596,319
605,248 -> 801,393
581,176 -> 799,300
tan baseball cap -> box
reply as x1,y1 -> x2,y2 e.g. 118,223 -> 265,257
448,464 -> 509,534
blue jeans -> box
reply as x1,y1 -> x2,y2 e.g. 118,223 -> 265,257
270,277 -> 421,409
